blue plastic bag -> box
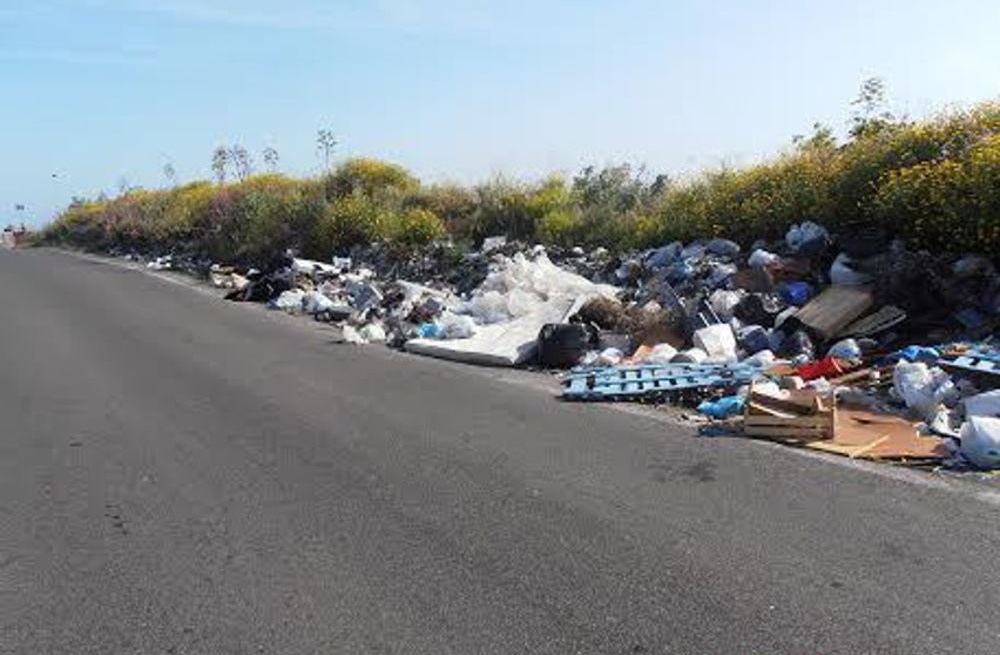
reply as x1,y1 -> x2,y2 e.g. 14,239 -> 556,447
419,322 -> 443,339
897,345 -> 941,363
697,395 -> 746,419
781,281 -> 814,307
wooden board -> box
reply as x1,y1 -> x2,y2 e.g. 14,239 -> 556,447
838,305 -> 907,338
745,414 -> 831,428
744,426 -> 831,439
787,285 -> 875,341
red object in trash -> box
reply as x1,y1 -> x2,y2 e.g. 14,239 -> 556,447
797,357 -> 845,381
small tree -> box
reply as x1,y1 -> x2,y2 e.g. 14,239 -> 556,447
228,144 -> 253,181
262,146 -> 280,173
212,146 -> 229,184
163,162 -> 177,186
850,77 -> 895,139
316,128 -> 338,170
793,122 -> 837,152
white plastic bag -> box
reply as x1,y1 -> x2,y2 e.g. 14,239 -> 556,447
709,289 -> 743,321
597,348 -> 623,366
303,290 -> 336,315
892,360 -> 958,420
645,343 -> 678,364
341,325 -> 367,345
210,271 -> 233,288
439,313 -> 476,339
830,253 -> 873,286
742,349 -> 776,368
959,417 -> 1000,469
463,252 -> 617,325
481,236 -> 508,252
827,338 -> 862,360
785,221 -> 829,252
693,324 -> 738,362
292,258 -> 340,276
671,348 -> 708,364
964,390 -> 1000,419
271,289 -> 306,311
358,323 -> 387,343
929,409 -> 959,438
747,249 -> 779,267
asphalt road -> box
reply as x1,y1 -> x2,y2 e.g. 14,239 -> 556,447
1,248 -> 998,655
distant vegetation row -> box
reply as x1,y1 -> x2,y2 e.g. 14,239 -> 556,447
40,82 -> 999,263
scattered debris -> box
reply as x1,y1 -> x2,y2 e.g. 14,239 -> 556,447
112,218 -> 998,472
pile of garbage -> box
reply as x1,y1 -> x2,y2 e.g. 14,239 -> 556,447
2,224 -> 31,249
553,221 -> 999,470
156,219 -> 998,471
214,246 -> 618,366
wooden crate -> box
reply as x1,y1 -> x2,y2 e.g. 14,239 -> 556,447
743,384 -> 836,441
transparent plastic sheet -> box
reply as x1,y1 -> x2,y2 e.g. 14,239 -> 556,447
461,253 -> 618,325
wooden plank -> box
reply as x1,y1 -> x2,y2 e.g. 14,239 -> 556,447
849,436 -> 895,459
827,368 -> 875,386
807,436 -> 890,458
788,286 -> 875,341
747,390 -> 826,415
745,415 -> 831,428
744,426 -> 831,438
746,402 -> 799,419
838,305 -> 907,338
748,397 -> 829,416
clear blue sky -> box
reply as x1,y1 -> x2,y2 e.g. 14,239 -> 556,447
2,0 -> 998,226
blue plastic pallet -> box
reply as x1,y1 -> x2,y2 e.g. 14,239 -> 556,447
939,352 -> 1000,378
561,363 -> 759,401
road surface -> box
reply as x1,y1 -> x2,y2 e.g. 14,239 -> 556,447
1,248 -> 998,654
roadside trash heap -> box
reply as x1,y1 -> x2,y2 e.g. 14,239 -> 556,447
156,220 -> 999,471
554,222 -> 999,470
2,224 -> 31,249
212,241 -> 618,367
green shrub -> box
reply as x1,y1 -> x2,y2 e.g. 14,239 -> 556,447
311,193 -> 387,254
873,132 -> 1000,251
386,208 -> 446,247
537,208 -> 582,246
406,184 -> 478,237
40,100 -> 1000,261
469,178 -> 537,243
322,158 -> 419,200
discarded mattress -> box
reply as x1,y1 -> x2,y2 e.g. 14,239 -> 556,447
406,298 -> 577,367
406,252 -> 618,367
